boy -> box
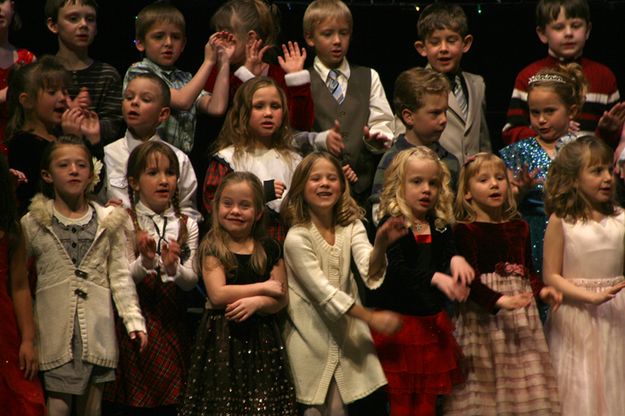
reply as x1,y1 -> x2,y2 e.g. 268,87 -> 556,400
370,67 -> 459,224
502,0 -> 624,146
125,2 -> 232,154
303,0 -> 394,204
45,0 -> 123,145
413,2 -> 491,165
103,73 -> 201,222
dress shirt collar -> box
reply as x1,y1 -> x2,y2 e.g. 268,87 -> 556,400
124,129 -> 162,153
313,56 -> 351,81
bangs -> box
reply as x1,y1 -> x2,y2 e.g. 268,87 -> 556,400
39,69 -> 72,92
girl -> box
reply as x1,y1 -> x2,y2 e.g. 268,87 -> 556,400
499,64 -> 587,294
368,147 -> 473,416
203,76 -> 301,242
20,136 -> 146,416
0,0 -> 35,154
444,152 -> 562,415
104,141 -> 199,415
7,56 -> 100,215
180,171 -> 297,415
543,136 -> 625,415
281,151 -> 405,415
206,0 -> 314,131
0,154 -> 45,416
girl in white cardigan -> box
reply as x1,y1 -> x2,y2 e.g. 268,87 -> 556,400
20,136 -> 147,416
281,151 -> 405,416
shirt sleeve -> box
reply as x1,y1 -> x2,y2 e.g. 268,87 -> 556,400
366,69 -> 394,146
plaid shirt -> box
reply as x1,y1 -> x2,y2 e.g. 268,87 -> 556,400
123,58 -> 209,153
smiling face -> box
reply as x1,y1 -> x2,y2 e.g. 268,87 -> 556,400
136,20 -> 186,69
304,157 -> 342,217
415,28 -> 472,75
47,2 -> 97,51
42,144 -> 93,200
248,85 -> 284,145
403,157 -> 441,221
122,77 -> 170,140
23,85 -> 69,131
217,180 -> 261,240
130,151 -> 177,214
537,7 -> 590,60
305,16 -> 351,69
465,163 -> 509,220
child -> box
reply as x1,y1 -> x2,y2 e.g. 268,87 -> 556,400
0,155 -> 45,416
414,2 -> 491,165
502,0 -> 625,147
179,171 -> 297,415
302,0 -> 394,204
281,151 -> 404,414
500,64 -> 586,293
20,135 -> 146,416
45,0 -> 124,145
0,0 -> 35,154
125,2 -> 232,153
203,77 -> 301,242
543,136 -> 625,414
7,56 -> 99,215
371,67 -> 459,224
444,153 -> 562,414
104,73 -> 201,222
105,141 -> 199,415
368,147 -> 472,416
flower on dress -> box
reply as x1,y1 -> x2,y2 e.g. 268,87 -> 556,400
495,262 -> 527,277
88,158 -> 103,193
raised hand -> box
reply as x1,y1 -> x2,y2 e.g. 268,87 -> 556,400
245,38 -> 270,76
278,41 -> 307,74
375,216 -> 408,247
136,230 -> 157,270
598,102 -> 625,133
161,239 -> 181,276
510,164 -> 542,198
61,107 -> 84,136
212,31 -> 236,65
363,125 -> 391,150
80,110 -> 101,145
326,120 -> 344,156
68,87 -> 92,110
8,168 -> 27,186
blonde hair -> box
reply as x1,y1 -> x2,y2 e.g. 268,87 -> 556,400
455,153 -> 519,222
378,147 -> 454,230
303,0 -> 353,37
281,151 -> 363,227
393,67 -> 450,126
528,63 -> 588,112
196,172 -> 268,275
135,2 -> 185,42
544,136 -> 616,221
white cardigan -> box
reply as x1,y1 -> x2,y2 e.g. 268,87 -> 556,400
283,220 -> 387,405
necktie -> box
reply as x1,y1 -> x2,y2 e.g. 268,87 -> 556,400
326,69 -> 344,104
453,75 -> 468,119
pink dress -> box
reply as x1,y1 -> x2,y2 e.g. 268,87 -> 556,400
546,210 -> 625,415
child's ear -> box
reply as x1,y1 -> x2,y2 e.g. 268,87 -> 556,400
18,92 -> 34,110
414,40 -> 427,57
246,30 -> 259,46
134,39 -> 145,53
568,104 -> 580,120
585,22 -> 592,40
462,35 -> 473,53
400,108 -> 415,127
158,107 -> 171,123
41,169 -> 53,184
304,32 -> 315,48
46,17 -> 59,34
464,191 -> 472,201
536,27 -> 549,45
128,177 -> 140,192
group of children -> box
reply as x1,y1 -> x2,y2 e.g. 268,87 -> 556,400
1,0 -> 625,415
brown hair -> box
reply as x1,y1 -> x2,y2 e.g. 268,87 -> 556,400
544,136 -> 616,221
528,63 -> 587,111
454,153 -> 518,222
536,0 -> 590,29
197,172 -> 268,275
417,3 -> 469,40
135,2 -> 185,42
45,0 -> 98,22
40,135 -> 94,199
282,151 -> 364,227
125,72 -> 172,108
393,67 -> 450,126
211,0 -> 280,49
303,0 -> 353,37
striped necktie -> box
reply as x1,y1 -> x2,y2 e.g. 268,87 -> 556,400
326,69 -> 344,104
453,75 -> 468,119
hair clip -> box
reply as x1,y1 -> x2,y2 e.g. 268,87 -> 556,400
528,73 -> 566,85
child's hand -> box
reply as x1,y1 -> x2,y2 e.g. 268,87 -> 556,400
368,310 -> 403,336
161,239 -> 181,276
262,279 -> 285,298
136,230 -> 157,270
129,331 -> 148,353
105,198 -> 123,207
510,164 -> 542,197
18,340 -> 38,380
80,110 -> 101,145
450,255 -> 475,285
204,35 -> 217,65
61,108 -> 84,136
212,31 -> 236,65
342,164 -> 358,183
590,281 -> 625,305
568,119 -> 580,134
225,297 -> 264,322
274,180 -> 286,198
495,292 -> 532,310
245,38 -> 270,76
598,102 -> 625,133
326,120 -> 344,156
278,41 -> 307,74
432,272 -> 470,302
375,216 -> 408,247
539,286 -> 563,309
68,87 -> 92,110
363,126 -> 391,150
8,168 -> 27,186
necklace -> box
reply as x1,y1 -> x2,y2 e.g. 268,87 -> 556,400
414,220 -> 427,233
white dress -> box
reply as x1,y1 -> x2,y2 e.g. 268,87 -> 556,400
546,210 -> 625,415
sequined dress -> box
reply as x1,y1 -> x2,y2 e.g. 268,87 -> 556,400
179,238 -> 297,415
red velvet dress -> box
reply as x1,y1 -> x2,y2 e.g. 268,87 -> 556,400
0,234 -> 46,416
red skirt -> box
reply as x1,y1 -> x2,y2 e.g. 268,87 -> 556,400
372,311 -> 464,396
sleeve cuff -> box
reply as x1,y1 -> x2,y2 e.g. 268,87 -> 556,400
234,66 -> 255,82
315,130 -> 329,150
284,70 -> 311,86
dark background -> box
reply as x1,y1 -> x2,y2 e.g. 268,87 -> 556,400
13,0 -> 625,151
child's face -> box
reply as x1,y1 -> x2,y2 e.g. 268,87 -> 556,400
577,159 -> 613,208
465,164 -> 508,215
122,77 -> 170,139
47,2 -> 97,51
537,7 -> 590,60
415,28 -> 472,74
304,158 -> 341,215
130,152 -> 177,214
403,157 -> 440,221
529,86 -> 575,144
136,21 -> 186,69
248,86 -> 283,142
0,0 -> 15,32
305,17 -> 351,69
42,144 -> 93,199
24,86 -> 69,131
217,181 -> 260,239
403,93 -> 448,146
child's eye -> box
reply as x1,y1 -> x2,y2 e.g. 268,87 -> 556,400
551,24 -> 565,31
271,103 -> 281,110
